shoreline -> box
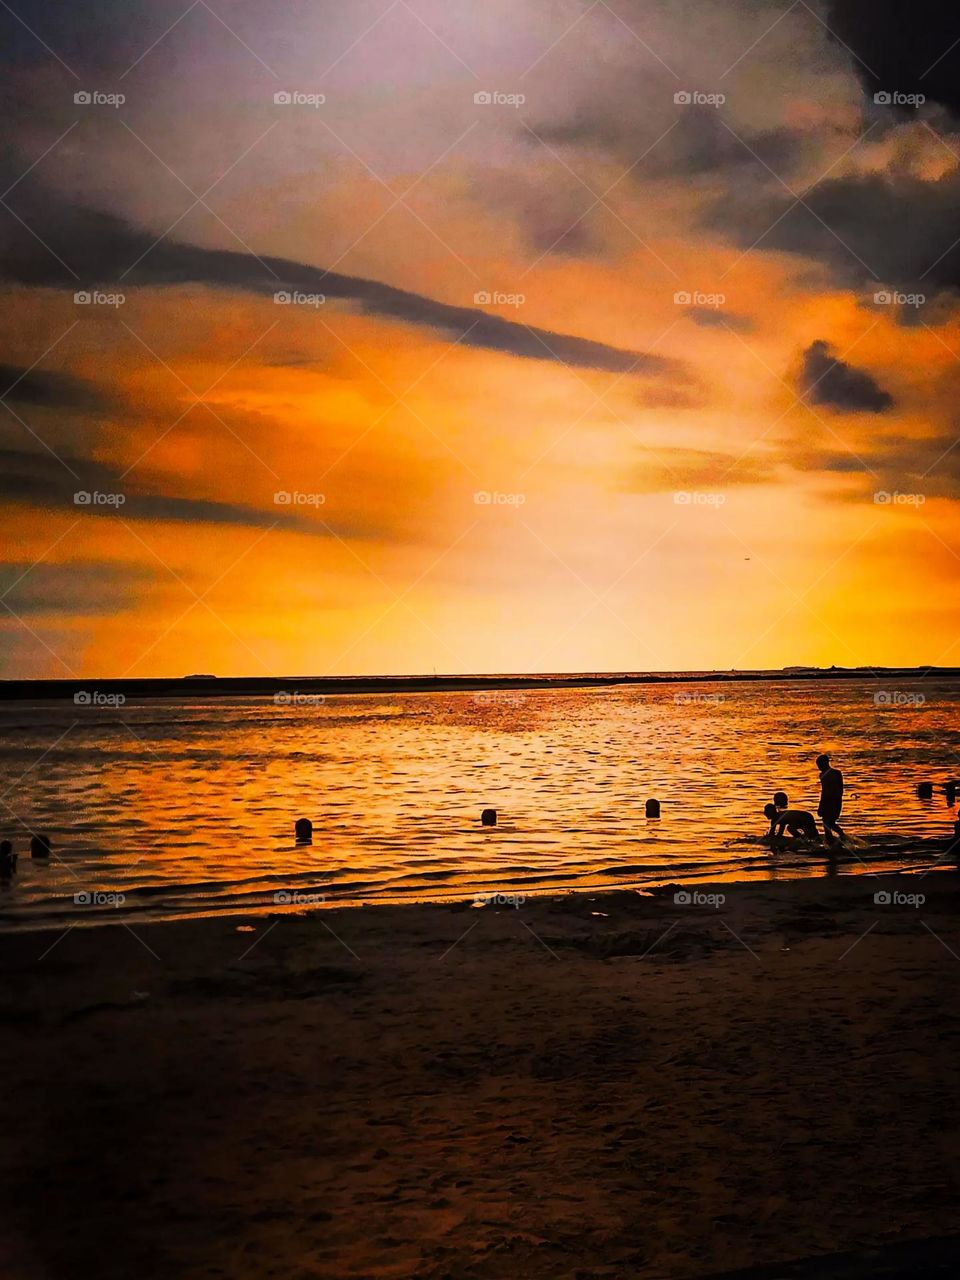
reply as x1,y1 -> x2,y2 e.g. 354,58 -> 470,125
2,848 -> 956,935
7,870 -> 954,957
1,666 -> 958,702
4,872 -> 960,1278
3,862 -> 953,934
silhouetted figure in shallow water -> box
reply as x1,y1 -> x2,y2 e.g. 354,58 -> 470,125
764,803 -> 819,845
30,834 -> 51,858
816,753 -> 845,846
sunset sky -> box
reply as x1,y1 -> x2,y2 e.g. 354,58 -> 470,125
3,0 -> 960,677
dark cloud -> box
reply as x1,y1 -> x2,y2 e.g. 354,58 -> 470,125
882,291 -> 956,327
264,356 -> 327,370
694,8 -> 960,314
797,428 -> 960,500
528,97 -> 816,266
0,182 -> 686,380
805,452 -> 874,475
522,192 -> 604,259
633,383 -> 708,411
799,340 -> 894,413
825,1 -> 960,115
686,307 -> 755,334
650,114 -> 803,182
0,446 -> 330,534
481,103 -> 811,266
704,169 -> 960,301
0,362 -> 107,411
0,560 -> 154,617
0,0 -> 148,75
539,101 -> 805,182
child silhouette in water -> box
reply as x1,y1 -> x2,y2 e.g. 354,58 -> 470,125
764,802 -> 819,845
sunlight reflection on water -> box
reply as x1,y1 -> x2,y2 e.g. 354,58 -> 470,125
1,678 -> 958,927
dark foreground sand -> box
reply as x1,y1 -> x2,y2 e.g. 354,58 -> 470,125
3,874 -> 960,1279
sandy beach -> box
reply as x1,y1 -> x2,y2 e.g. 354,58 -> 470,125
2,874 -> 960,1278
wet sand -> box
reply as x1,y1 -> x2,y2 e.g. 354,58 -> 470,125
3,873 -> 960,1279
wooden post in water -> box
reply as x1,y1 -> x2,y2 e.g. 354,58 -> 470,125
645,798 -> 661,818
917,782 -> 934,799
481,808 -> 497,827
295,818 -> 313,843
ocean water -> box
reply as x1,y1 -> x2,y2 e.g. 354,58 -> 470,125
1,678 -> 958,929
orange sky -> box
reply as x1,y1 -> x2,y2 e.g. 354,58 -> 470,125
3,0 -> 960,676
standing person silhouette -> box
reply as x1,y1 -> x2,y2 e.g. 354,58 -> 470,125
816,753 -> 845,846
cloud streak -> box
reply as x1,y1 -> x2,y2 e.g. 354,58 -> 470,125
0,362 -> 109,411
0,561 -> 154,617
0,189 -> 687,379
0,446 -> 338,535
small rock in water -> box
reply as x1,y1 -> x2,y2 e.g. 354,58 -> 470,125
0,839 -> 15,876
481,808 -> 497,827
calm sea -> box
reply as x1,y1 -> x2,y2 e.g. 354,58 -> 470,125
1,678 -> 958,929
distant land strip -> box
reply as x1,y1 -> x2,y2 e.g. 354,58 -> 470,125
1,668 -> 958,702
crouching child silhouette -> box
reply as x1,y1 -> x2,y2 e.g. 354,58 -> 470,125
763,802 -> 820,847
